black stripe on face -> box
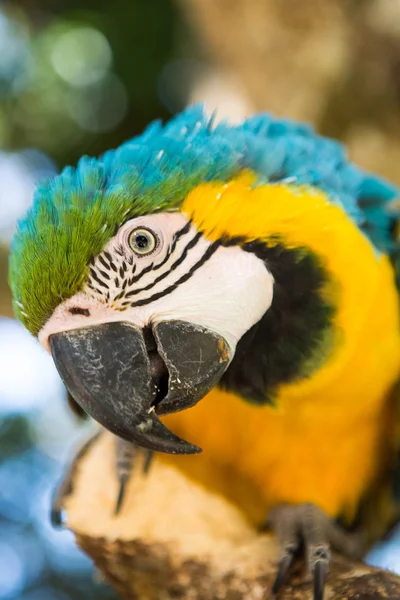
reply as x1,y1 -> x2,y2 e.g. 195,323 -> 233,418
152,220 -> 192,272
87,221 -> 197,304
99,251 -> 118,274
128,221 -> 192,285
128,262 -> 155,285
124,231 -> 202,299
98,255 -> 111,271
130,241 -> 220,307
89,268 -> 109,290
98,268 -> 110,280
91,221 -> 191,293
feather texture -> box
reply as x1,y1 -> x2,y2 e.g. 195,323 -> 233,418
9,104 -> 400,335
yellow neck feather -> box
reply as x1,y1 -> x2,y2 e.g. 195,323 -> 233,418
161,174 -> 400,526
182,172 -> 396,397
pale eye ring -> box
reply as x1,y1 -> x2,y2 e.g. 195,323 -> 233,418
128,227 -> 159,256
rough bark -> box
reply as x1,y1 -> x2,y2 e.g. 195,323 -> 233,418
64,432 -> 400,600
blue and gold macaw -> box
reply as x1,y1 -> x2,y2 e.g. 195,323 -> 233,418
9,105 -> 400,600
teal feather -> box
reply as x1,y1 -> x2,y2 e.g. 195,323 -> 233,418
9,104 -> 400,335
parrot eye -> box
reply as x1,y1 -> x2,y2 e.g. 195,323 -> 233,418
128,227 -> 159,256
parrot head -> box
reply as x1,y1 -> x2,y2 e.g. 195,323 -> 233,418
9,106 -> 277,454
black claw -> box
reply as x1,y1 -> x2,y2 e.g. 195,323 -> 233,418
114,477 -> 127,516
271,553 -> 294,594
143,450 -> 154,475
313,560 -> 327,600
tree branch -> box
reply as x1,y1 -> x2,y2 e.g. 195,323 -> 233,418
64,432 -> 400,599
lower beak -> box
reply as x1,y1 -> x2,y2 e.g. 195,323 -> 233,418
50,321 -> 230,454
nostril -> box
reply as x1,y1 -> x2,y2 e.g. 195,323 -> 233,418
69,307 -> 91,316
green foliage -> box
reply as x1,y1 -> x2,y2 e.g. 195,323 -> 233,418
0,0 -> 176,163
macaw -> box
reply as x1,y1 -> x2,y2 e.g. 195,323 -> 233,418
9,105 -> 400,600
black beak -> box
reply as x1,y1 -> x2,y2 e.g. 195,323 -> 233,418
50,321 -> 230,454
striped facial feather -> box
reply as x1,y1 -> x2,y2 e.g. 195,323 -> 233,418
39,212 -> 274,356
86,214 -> 216,310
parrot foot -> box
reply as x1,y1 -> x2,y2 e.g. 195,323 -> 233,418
267,503 -> 364,600
51,431 -> 102,528
114,438 -> 153,516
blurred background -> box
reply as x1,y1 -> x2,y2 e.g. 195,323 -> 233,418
1,0 -> 400,598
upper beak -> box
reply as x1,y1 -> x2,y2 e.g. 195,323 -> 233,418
50,321 -> 231,454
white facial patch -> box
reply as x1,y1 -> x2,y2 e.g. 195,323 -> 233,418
39,213 -> 274,357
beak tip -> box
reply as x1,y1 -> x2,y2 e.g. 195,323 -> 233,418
129,412 -> 203,455
175,442 -> 203,455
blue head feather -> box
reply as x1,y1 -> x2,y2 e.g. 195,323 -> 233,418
9,104 -> 400,335
105,103 -> 399,247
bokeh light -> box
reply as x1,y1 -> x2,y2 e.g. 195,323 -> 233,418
67,73 -> 128,133
0,542 -> 24,598
0,150 -> 56,242
50,27 -> 112,87
0,11 -> 33,97
0,318 -> 62,411
367,524 -> 400,574
157,59 -> 207,112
